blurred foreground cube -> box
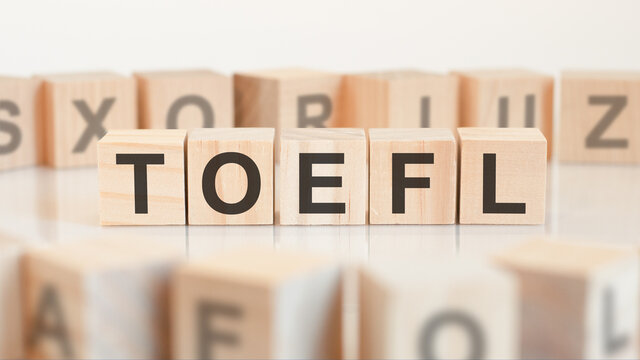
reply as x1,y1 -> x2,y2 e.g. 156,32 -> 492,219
23,238 -> 184,359
0,234 -> 25,359
458,128 -> 547,224
135,69 -> 233,129
343,70 -> 458,129
359,260 -> 519,359
494,239 -> 639,359
559,71 -> 640,164
172,249 -> 343,359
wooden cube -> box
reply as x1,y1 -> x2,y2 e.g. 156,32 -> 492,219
343,70 -> 458,129
559,71 -> 640,163
172,249 -> 342,359
235,68 -> 345,157
494,239 -> 639,359
360,259 -> 518,359
98,129 -> 187,225
279,128 -> 367,225
369,128 -> 457,224
187,128 -> 274,225
458,128 -> 547,225
135,69 -> 233,130
37,72 -> 137,168
454,69 -> 553,155
0,234 -> 26,359
23,237 -> 184,359
0,76 -> 37,171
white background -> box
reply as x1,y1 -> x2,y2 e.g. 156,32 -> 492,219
3,0 -> 640,76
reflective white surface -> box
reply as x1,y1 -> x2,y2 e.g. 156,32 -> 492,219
0,161 -> 638,259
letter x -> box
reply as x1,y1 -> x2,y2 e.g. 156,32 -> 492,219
72,97 -> 115,153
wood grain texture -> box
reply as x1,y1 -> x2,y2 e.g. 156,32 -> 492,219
23,237 -> 184,359
0,76 -> 37,171
187,128 -> 274,225
559,71 -> 640,163
454,69 -> 553,157
279,128 -> 367,225
172,248 -> 343,360
458,127 -> 547,224
494,239 -> 639,359
343,70 -> 458,129
135,69 -> 232,130
37,72 -> 137,168
369,128 -> 457,224
359,259 -> 518,359
234,68 -> 346,160
98,129 -> 187,225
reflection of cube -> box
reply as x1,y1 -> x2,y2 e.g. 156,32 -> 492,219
0,76 -> 37,171
559,71 -> 640,163
359,260 -> 518,359
343,70 -> 458,129
23,238 -> 184,359
37,72 -> 137,168
369,128 -> 457,224
234,68 -> 346,158
279,128 -> 367,225
98,129 -> 187,225
494,239 -> 639,359
458,128 -> 547,224
172,249 -> 343,359
187,128 -> 274,225
0,234 -> 25,359
135,70 -> 233,130
454,69 -> 553,155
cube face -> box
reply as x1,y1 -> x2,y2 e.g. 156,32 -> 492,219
234,69 -> 345,159
495,240 -> 639,359
187,128 -> 274,225
279,128 -> 367,225
369,128 -> 457,224
344,71 -> 459,129
0,76 -> 37,171
559,71 -> 640,163
98,129 -> 187,225
0,236 -> 26,359
40,73 -> 137,168
458,128 -> 547,225
136,70 -> 233,130
24,238 -> 183,359
359,261 -> 518,359
172,250 -> 342,360
456,70 -> 553,155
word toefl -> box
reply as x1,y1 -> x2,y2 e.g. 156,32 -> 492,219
97,127 -> 547,226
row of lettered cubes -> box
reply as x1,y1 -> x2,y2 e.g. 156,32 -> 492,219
1,68 -> 639,170
98,127 -> 547,225
2,237 -> 639,359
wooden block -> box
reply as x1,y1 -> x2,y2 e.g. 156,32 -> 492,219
279,128 -> 367,225
494,239 -> 639,359
0,234 -> 26,359
559,71 -> 640,163
359,259 -> 518,359
368,128 -> 457,224
172,249 -> 342,359
234,68 -> 345,157
187,128 -> 274,225
135,69 -> 233,130
37,72 -> 137,168
458,128 -> 547,224
0,76 -> 37,171
454,69 -> 553,156
97,129 -> 187,225
23,237 -> 184,359
343,70 -> 458,129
